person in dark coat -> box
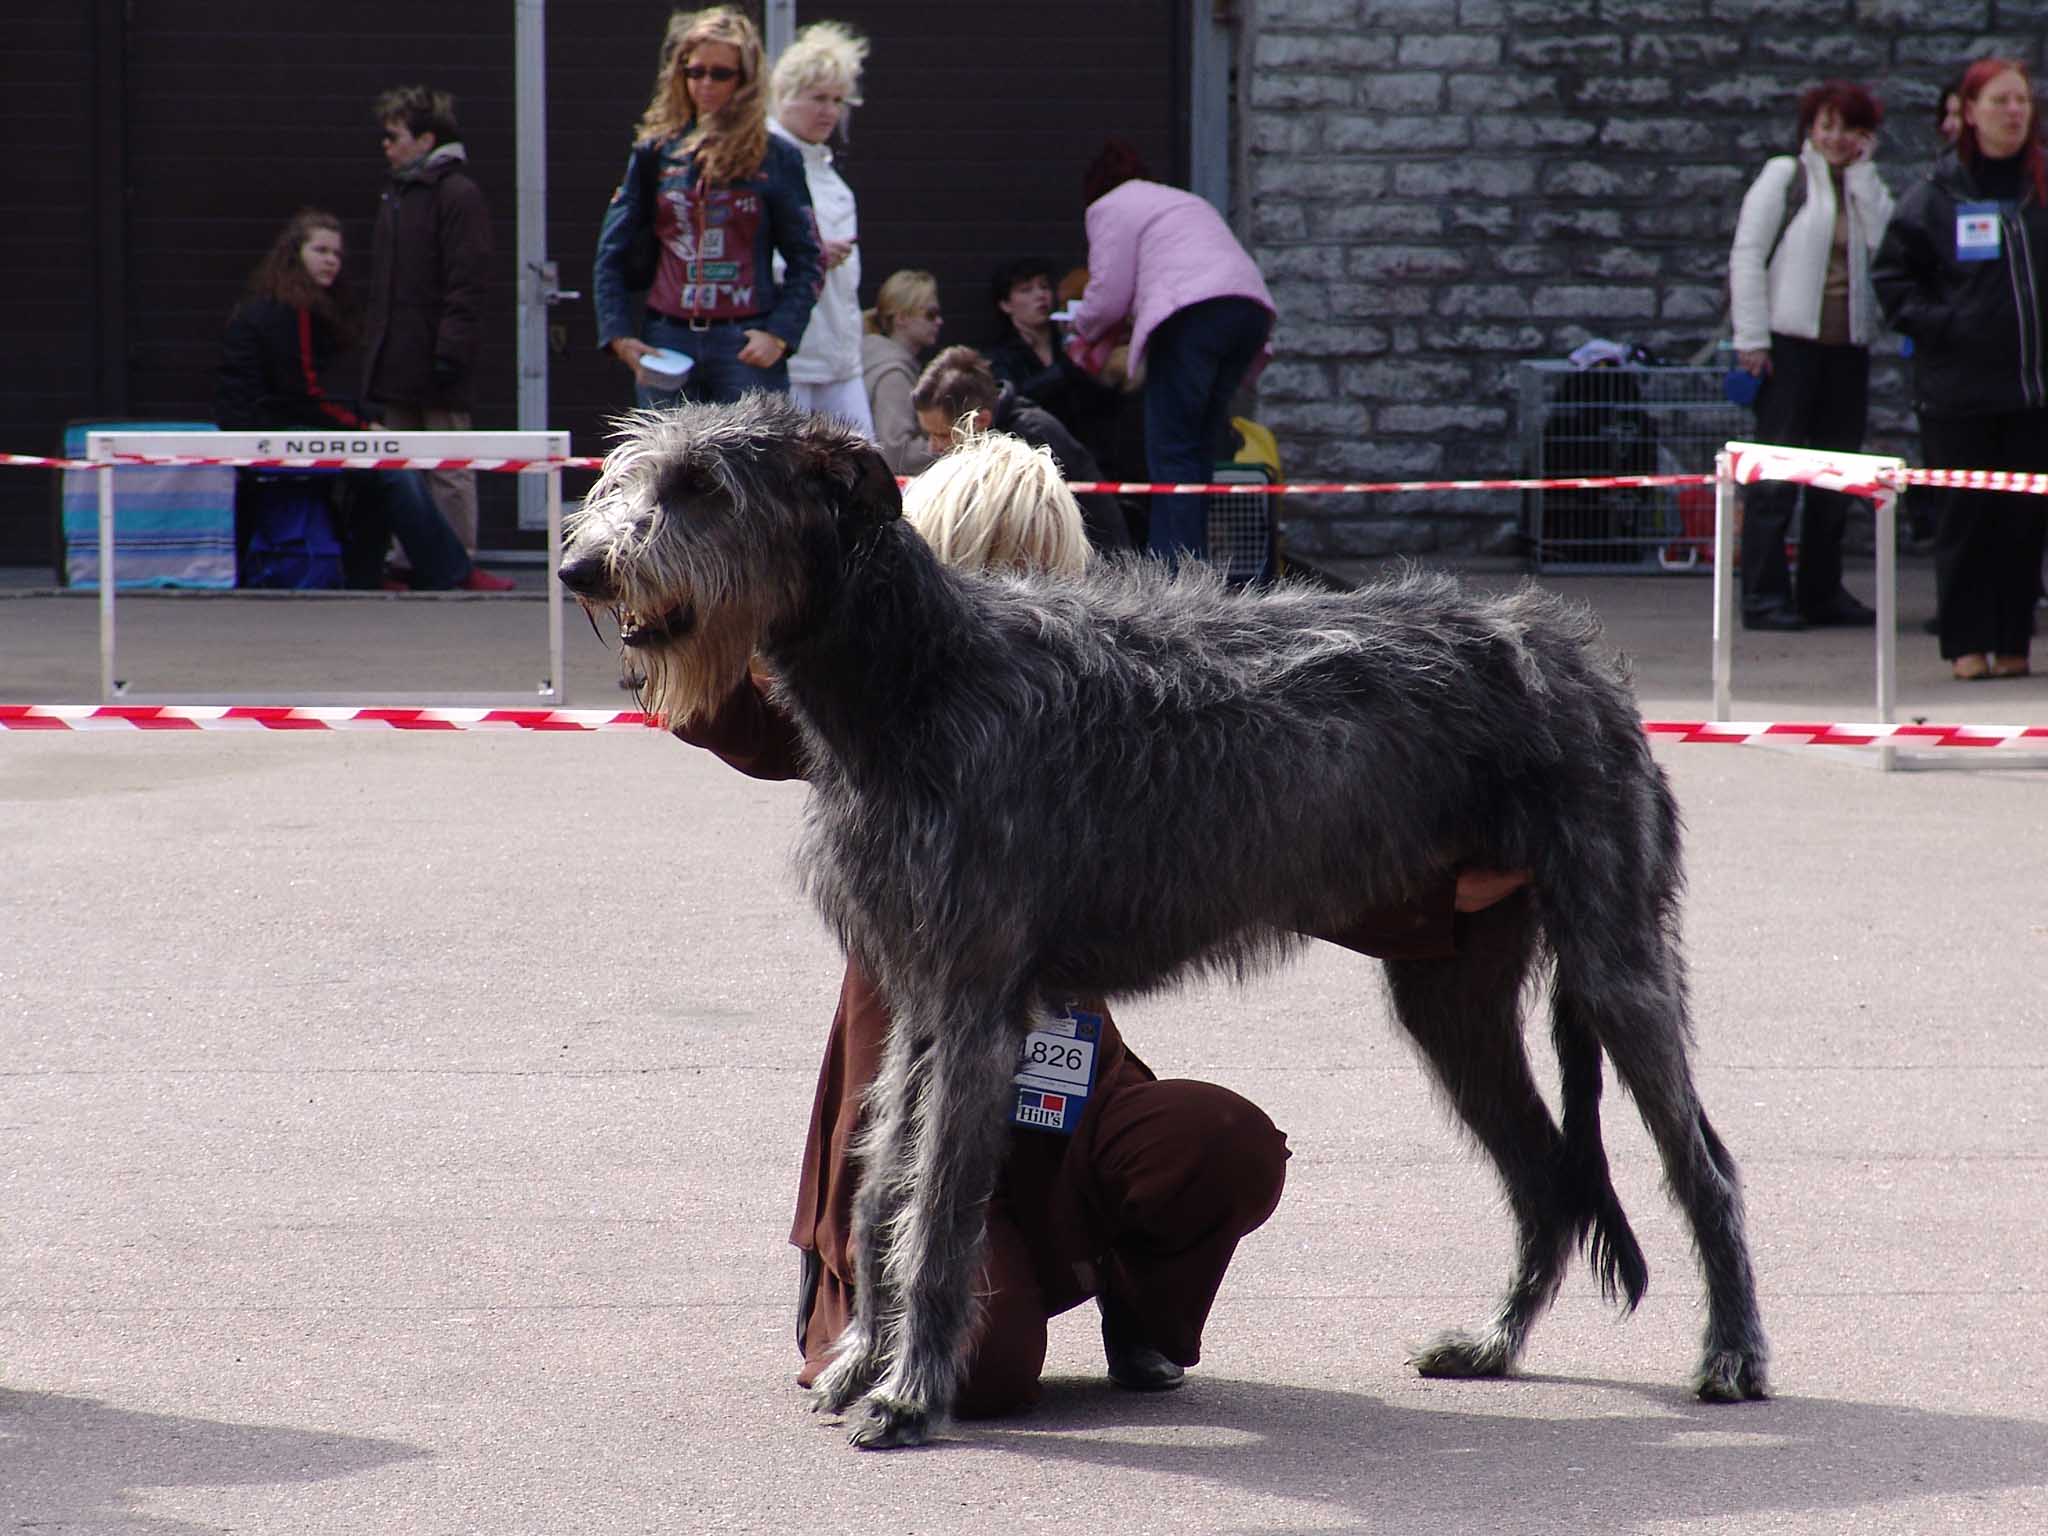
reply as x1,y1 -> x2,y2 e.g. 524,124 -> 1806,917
362,85 -> 495,557
216,208 -> 488,591
667,435 -> 1528,1416
1872,56 -> 2048,680
910,344 -> 1133,554
985,256 -> 1122,470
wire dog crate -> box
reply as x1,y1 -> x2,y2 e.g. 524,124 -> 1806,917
1518,361 -> 1750,572
1205,462 -> 1278,586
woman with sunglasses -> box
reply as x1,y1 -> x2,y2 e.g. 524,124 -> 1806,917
594,5 -> 824,407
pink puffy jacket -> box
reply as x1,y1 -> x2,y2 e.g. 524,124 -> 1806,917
1066,180 -> 1275,374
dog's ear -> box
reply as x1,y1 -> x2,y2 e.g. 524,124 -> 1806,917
812,434 -> 903,539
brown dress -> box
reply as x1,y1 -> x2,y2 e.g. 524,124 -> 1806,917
675,670 -> 1457,1415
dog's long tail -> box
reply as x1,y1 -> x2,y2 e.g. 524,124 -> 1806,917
1552,1006 -> 1650,1311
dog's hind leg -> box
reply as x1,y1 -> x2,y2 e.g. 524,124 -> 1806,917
1547,789 -> 1769,1401
1384,893 -> 1609,1379
1569,953 -> 1768,1400
846,1001 -> 1024,1450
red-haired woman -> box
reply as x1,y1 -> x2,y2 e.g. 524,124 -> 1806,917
1727,81 -> 1893,631
593,5 -> 824,407
216,209 -> 493,590
1874,58 -> 2048,680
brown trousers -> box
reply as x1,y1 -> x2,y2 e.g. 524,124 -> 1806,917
797,1075 -> 1289,1418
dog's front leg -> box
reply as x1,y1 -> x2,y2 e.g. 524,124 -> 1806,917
847,1009 -> 1020,1449
808,1024 -> 933,1416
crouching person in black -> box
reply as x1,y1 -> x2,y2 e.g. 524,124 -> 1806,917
215,208 -> 485,591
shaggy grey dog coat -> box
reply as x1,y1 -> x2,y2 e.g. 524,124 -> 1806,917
558,394 -> 1769,1449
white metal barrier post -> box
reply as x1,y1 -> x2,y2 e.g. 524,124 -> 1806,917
97,460 -> 116,701
1873,481 -> 1898,772
86,429 -> 571,705
1711,449 -> 1735,720
1720,441 -> 1907,763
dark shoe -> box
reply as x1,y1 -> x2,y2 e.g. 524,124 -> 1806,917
1742,605 -> 1807,632
1099,1295 -> 1185,1392
1805,594 -> 1876,627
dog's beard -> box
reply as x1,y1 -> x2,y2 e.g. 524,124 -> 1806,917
632,595 -> 763,728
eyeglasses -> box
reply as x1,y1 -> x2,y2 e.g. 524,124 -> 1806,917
682,64 -> 741,83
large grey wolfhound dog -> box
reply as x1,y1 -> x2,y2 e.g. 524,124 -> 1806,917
558,394 -> 1768,1450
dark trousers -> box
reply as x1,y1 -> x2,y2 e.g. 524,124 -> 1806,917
339,470 -> 471,590
795,1076 -> 1289,1418
1740,333 -> 1870,617
1143,296 -> 1273,569
1918,409 -> 2048,661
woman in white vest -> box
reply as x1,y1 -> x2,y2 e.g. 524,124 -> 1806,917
1727,80 -> 1894,631
770,22 -> 874,435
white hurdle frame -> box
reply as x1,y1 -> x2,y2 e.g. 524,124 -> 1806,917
1713,442 -> 1907,771
85,429 -> 572,706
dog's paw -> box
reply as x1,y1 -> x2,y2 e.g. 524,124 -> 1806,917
808,1347 -> 881,1416
846,1394 -> 932,1450
1694,1348 -> 1770,1402
1409,1329 -> 1513,1379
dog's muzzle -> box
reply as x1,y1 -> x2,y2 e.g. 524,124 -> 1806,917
617,604 -> 695,649
557,550 -> 694,649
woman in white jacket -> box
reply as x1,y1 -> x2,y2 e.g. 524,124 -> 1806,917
1728,80 -> 1893,630
770,22 -> 874,434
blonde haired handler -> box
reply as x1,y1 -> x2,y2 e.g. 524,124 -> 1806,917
769,21 -> 874,435
594,5 -> 824,407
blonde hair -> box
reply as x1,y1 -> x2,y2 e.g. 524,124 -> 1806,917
867,269 -> 937,338
634,6 -> 769,187
770,20 -> 867,113
904,432 -> 1090,579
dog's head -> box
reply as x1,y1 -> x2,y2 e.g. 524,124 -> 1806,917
558,393 -> 901,726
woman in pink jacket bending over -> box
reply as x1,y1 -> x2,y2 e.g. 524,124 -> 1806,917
1064,139 -> 1275,569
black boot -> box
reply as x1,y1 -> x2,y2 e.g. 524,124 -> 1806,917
1098,1293 -> 1185,1392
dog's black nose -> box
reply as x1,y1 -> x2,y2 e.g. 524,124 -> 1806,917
557,550 -> 611,600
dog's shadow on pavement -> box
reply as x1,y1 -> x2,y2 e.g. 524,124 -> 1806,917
973,1373 -> 2048,1526
0,1388 -> 427,1534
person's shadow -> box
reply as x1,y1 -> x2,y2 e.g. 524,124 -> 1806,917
971,1373 -> 2048,1527
0,1389 -> 427,1533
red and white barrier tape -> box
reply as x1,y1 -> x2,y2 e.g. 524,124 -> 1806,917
1894,467 -> 2048,494
11,448 -> 2048,499
0,705 -> 656,732
0,451 -> 608,474
4,704 -> 2043,746
1644,720 -> 2048,748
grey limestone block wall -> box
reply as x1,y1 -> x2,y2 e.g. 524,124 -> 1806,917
1239,0 -> 2048,561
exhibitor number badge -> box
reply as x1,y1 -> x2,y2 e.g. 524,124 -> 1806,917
1010,1006 -> 1102,1135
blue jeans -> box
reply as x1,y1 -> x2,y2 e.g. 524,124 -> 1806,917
1142,297 -> 1272,568
636,311 -> 791,409
343,470 -> 470,590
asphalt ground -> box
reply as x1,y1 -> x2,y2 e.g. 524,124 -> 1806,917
3,555 -> 2045,1533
